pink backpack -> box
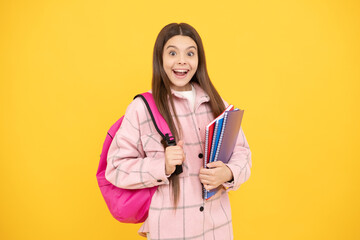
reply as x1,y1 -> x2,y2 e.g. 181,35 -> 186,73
96,92 -> 179,223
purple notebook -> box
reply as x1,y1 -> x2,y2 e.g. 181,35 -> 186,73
214,109 -> 244,163
204,108 -> 244,200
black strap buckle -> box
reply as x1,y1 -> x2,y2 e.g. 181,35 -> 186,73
165,133 -> 176,146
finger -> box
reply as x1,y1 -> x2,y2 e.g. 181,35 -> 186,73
199,168 -> 215,176
166,154 -> 182,161
169,160 -> 182,166
169,148 -> 185,157
199,168 -> 211,175
204,184 -> 217,191
177,140 -> 184,148
199,178 -> 212,185
166,144 -> 185,152
199,174 -> 214,182
168,152 -> 185,159
207,185 -> 217,191
167,149 -> 185,156
166,147 -> 183,154
206,161 -> 224,168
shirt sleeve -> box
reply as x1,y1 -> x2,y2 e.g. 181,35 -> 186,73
105,97 -> 169,189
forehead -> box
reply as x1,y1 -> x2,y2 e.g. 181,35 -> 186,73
164,35 -> 197,49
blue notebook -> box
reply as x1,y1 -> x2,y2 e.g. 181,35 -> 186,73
208,117 -> 224,163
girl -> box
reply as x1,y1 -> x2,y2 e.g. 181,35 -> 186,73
105,23 -> 252,240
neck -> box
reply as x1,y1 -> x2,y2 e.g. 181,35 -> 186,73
171,83 -> 192,91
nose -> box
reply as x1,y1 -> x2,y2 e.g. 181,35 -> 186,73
177,53 -> 187,65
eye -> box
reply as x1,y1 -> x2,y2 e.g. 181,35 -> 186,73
169,51 -> 176,56
187,51 -> 195,57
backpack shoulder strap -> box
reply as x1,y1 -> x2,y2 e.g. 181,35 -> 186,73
135,92 -> 182,175
134,92 -> 175,146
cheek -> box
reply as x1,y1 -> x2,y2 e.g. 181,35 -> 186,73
163,58 -> 174,72
191,59 -> 199,72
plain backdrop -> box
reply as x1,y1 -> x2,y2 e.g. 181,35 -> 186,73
1,0 -> 359,239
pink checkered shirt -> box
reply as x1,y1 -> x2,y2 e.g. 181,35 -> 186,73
106,83 -> 252,239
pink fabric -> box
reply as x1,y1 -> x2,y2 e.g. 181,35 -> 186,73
105,83 -> 252,239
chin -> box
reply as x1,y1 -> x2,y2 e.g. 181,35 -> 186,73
170,80 -> 192,90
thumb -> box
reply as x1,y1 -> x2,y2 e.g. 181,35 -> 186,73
177,140 -> 184,148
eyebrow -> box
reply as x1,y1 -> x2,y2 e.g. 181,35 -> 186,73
166,45 -> 197,50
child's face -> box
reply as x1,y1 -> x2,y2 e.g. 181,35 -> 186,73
162,35 -> 198,91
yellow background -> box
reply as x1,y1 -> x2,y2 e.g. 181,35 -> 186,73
1,0 -> 359,239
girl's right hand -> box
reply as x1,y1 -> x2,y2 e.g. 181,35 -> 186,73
165,140 -> 185,176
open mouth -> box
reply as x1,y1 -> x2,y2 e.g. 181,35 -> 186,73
172,69 -> 189,77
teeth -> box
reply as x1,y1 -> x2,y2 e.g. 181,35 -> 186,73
174,69 -> 188,73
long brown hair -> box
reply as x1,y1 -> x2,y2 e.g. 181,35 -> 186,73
152,23 -> 225,207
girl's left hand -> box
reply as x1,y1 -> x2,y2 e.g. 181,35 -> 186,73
199,161 -> 233,191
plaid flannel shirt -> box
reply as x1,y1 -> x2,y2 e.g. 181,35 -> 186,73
106,83 -> 252,240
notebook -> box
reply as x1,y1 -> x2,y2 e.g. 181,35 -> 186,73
209,117 -> 224,163
204,105 -> 234,165
213,109 -> 244,163
203,108 -> 244,200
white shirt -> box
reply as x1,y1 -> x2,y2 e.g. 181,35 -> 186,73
172,84 -> 196,111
